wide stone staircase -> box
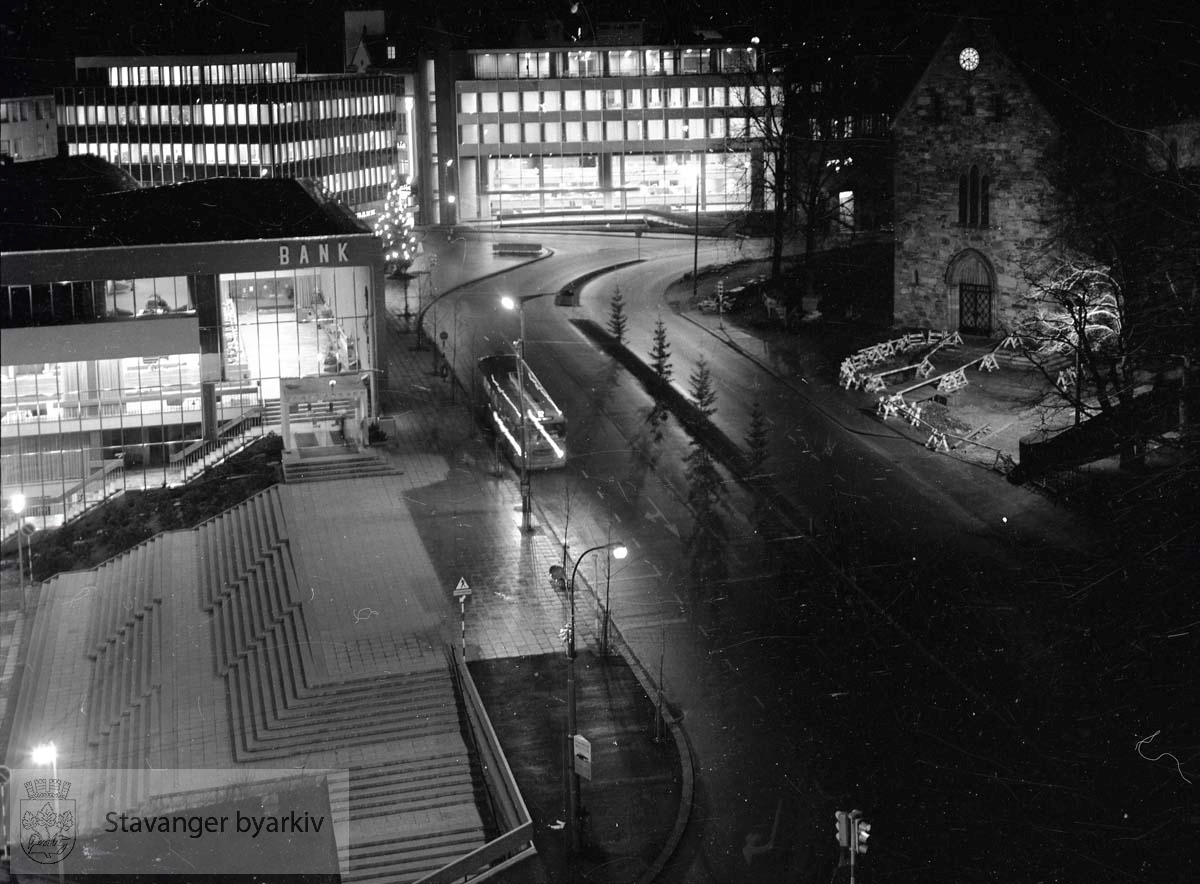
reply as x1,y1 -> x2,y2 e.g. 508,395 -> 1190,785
6,487 -> 492,884
196,488 -> 491,881
6,532 -> 190,830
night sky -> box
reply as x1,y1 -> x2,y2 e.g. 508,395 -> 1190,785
4,0 -> 1196,96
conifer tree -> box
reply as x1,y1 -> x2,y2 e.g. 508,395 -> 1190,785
607,285 -> 628,344
746,398 -> 769,474
689,357 -> 717,418
649,316 -> 672,381
684,432 -> 727,589
683,357 -> 727,590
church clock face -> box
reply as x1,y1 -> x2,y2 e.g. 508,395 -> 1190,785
959,47 -> 980,71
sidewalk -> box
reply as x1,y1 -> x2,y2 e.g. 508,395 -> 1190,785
367,241 -> 693,883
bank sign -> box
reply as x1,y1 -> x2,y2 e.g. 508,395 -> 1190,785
278,241 -> 352,266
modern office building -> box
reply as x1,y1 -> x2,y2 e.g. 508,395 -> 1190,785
54,53 -> 408,216
0,93 -> 57,164
1,156 -> 384,528
416,30 -> 778,226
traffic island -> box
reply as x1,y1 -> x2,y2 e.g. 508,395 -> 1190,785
468,651 -> 683,884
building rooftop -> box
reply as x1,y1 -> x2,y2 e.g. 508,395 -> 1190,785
0,157 -> 371,253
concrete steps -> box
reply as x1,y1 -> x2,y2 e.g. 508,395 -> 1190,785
333,757 -> 479,821
282,452 -> 401,484
333,757 -> 489,884
197,487 -> 289,611
341,826 -> 489,884
228,664 -> 461,759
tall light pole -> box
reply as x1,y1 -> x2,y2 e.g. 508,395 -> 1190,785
691,168 -> 701,305
565,541 -> 628,851
11,492 -> 27,611
501,296 -> 533,532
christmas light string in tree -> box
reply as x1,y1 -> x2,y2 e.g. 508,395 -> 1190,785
375,173 -> 417,274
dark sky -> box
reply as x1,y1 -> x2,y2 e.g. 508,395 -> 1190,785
3,0 -> 1197,118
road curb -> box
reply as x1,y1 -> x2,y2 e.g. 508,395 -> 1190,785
678,310 -> 1023,479
534,511 -> 695,884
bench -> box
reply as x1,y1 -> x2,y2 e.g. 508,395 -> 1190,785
492,242 -> 542,256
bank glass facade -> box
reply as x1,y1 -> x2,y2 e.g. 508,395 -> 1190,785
1,244 -> 378,529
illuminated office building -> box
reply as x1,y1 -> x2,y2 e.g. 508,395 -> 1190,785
1,156 -> 384,528
420,37 -> 777,225
54,53 -> 407,215
1,94 -> 57,163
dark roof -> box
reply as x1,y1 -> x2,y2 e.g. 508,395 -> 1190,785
1,158 -> 370,253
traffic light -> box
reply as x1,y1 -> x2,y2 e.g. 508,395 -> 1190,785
835,811 -> 850,848
850,810 -> 871,854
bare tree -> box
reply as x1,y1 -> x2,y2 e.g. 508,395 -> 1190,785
725,31 -> 891,299
1030,109 -> 1200,468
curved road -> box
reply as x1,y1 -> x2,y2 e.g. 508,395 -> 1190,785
419,230 -> 1111,883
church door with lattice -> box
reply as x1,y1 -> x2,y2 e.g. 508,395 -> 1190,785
947,250 -> 994,334
959,282 -> 993,334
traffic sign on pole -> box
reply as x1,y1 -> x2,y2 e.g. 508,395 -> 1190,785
572,734 -> 592,780
454,578 -> 472,664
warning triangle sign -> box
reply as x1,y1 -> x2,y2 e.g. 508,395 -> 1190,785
455,577 -> 471,593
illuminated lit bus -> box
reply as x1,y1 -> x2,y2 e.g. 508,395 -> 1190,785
478,353 -> 568,469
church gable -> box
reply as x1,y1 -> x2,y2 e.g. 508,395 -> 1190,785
892,18 -> 1066,337
894,20 -> 1056,139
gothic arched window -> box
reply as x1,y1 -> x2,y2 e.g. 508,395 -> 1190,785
958,165 -> 990,227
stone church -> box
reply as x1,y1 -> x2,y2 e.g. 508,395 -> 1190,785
892,19 -> 1061,336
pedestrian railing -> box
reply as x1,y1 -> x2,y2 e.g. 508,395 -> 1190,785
415,649 -> 536,884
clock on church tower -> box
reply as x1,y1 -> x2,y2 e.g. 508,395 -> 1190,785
959,47 -> 980,71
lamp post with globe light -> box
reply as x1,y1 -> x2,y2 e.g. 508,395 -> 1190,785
565,541 -> 628,851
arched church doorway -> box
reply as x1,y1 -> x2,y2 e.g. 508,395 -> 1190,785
946,249 -> 995,334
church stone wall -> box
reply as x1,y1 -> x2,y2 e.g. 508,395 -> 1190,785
893,29 -> 1063,335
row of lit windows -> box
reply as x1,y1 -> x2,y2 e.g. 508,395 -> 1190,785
471,47 -> 757,79
58,94 -> 395,128
320,166 -> 393,198
101,62 -> 296,88
0,99 -> 53,122
0,136 -> 51,159
484,151 -> 750,189
462,116 -> 754,145
0,278 -> 193,328
460,85 -> 776,114
66,130 -> 392,165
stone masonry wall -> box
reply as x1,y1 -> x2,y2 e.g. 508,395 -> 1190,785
893,25 -> 1063,335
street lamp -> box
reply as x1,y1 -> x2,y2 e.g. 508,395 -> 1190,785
565,541 -> 628,851
691,167 -> 701,305
500,295 -> 533,533
10,493 -> 27,611
32,741 -> 63,879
